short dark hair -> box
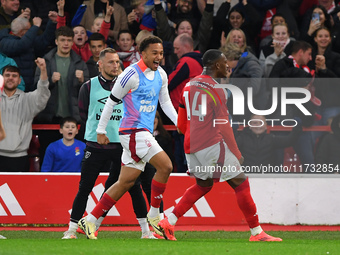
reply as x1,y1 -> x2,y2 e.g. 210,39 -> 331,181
229,7 -> 245,19
88,32 -> 106,45
202,49 -> 224,67
73,24 -> 87,31
271,13 -> 285,25
118,30 -> 133,40
55,26 -> 74,39
99,48 -> 117,59
175,19 -> 193,33
139,36 -> 163,53
60,116 -> 78,128
2,65 -> 20,75
291,41 -> 312,54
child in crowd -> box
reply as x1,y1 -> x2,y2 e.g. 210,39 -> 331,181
41,117 -> 86,172
56,0 -> 112,62
115,30 -> 140,68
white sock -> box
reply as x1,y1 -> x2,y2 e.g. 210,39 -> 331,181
95,216 -> 105,230
86,213 -> 97,224
68,221 -> 78,233
148,206 -> 159,218
137,218 -> 149,234
250,225 -> 263,236
159,212 -> 164,220
167,213 -> 178,226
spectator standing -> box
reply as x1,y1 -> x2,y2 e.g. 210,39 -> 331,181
308,27 -> 340,124
115,30 -> 140,69
56,0 -> 113,63
269,40 -> 316,169
0,59 -> 50,172
87,33 -> 107,78
211,0 -> 262,50
41,116 -> 86,172
0,0 -> 30,30
79,0 -> 128,42
127,0 -> 147,36
34,26 -> 89,165
0,52 -> 25,91
155,0 -> 214,55
0,12 -> 57,91
262,23 -> 295,77
221,42 -> 266,121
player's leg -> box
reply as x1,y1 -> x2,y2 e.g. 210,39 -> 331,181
146,150 -> 172,235
141,164 -> 164,216
128,177 -> 156,239
227,173 -> 282,242
62,147 -> 103,239
78,165 -> 141,239
159,177 -> 213,241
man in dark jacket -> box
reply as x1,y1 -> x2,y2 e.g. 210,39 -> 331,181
0,13 -> 57,91
168,33 -> 202,173
269,40 -> 316,170
237,115 -> 302,168
86,33 -> 106,78
33,26 -> 89,164
0,0 -> 30,30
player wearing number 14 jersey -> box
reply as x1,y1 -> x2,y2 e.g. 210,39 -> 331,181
157,49 -> 282,242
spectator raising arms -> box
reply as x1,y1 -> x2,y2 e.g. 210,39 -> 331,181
79,0 -> 128,41
0,59 -> 50,172
0,11 -> 57,91
33,26 -> 89,165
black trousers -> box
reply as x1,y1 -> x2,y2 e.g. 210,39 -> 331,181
70,145 -> 147,223
0,155 -> 29,172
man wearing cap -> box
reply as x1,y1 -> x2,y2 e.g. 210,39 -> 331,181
157,49 -> 282,242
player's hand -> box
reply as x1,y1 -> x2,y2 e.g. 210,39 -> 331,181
177,127 -> 183,135
52,72 -> 61,83
97,134 -> 110,145
75,70 -> 84,83
239,156 -> 244,165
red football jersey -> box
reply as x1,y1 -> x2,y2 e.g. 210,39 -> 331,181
178,75 -> 241,159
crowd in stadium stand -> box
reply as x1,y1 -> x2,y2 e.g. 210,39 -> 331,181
1,0 -> 340,172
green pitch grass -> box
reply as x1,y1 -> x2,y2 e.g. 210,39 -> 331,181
0,231 -> 339,255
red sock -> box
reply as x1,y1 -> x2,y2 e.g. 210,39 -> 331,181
150,179 -> 166,208
91,193 -> 116,219
234,178 -> 259,228
173,184 -> 212,218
